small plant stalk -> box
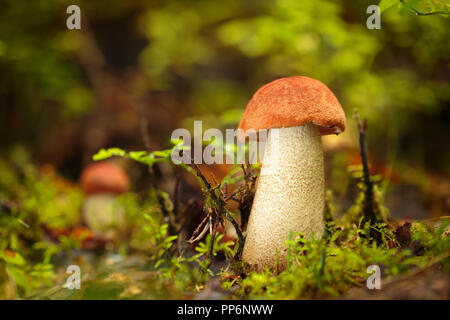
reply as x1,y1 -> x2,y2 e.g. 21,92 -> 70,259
354,110 -> 384,242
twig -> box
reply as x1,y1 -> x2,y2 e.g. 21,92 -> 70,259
354,109 -> 386,244
188,216 -> 210,244
209,216 -> 218,264
139,103 -> 179,234
189,162 -> 246,260
173,175 -> 182,218
237,164 -> 255,230
226,210 -> 245,259
354,109 -> 377,224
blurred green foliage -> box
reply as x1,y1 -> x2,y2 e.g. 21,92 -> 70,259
0,145 -> 449,299
0,0 -> 448,171
0,150 -> 236,299
0,0 -> 448,300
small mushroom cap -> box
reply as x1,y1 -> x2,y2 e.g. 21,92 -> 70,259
238,76 -> 346,139
80,162 -> 130,195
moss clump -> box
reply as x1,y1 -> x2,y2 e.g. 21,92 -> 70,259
1,147 -> 449,300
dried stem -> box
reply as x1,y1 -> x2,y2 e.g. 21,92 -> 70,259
354,109 -> 377,223
238,164 -> 255,230
354,109 -> 385,244
188,216 -> 210,244
188,162 -> 246,260
173,175 -> 182,219
140,104 -> 179,235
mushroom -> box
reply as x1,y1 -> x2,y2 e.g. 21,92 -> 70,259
238,76 -> 346,271
80,161 -> 130,240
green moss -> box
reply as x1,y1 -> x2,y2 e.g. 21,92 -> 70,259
0,153 -> 448,299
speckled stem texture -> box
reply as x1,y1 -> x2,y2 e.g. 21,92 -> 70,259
242,124 -> 325,271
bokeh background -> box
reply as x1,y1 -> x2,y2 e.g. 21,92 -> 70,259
0,0 -> 448,299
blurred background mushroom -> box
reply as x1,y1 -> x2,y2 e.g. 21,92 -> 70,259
80,161 -> 130,242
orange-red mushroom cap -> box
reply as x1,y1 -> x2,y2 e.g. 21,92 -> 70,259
80,162 -> 130,195
238,76 -> 346,139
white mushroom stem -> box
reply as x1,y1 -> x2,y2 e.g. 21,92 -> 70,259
242,123 -> 325,271
83,194 -> 127,239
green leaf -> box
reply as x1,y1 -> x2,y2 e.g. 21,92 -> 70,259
170,138 -> 184,146
6,265 -> 28,288
128,151 -> 147,160
379,0 -> 399,12
406,0 -> 448,15
92,148 -> 126,161
152,150 -> 171,158
0,250 -> 26,266
167,235 -> 178,242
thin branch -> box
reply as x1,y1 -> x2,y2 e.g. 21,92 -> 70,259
354,109 -> 377,224
189,162 -> 246,260
188,216 -> 210,244
139,102 -> 179,234
226,210 -> 245,259
209,216 -> 218,262
173,175 -> 182,219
